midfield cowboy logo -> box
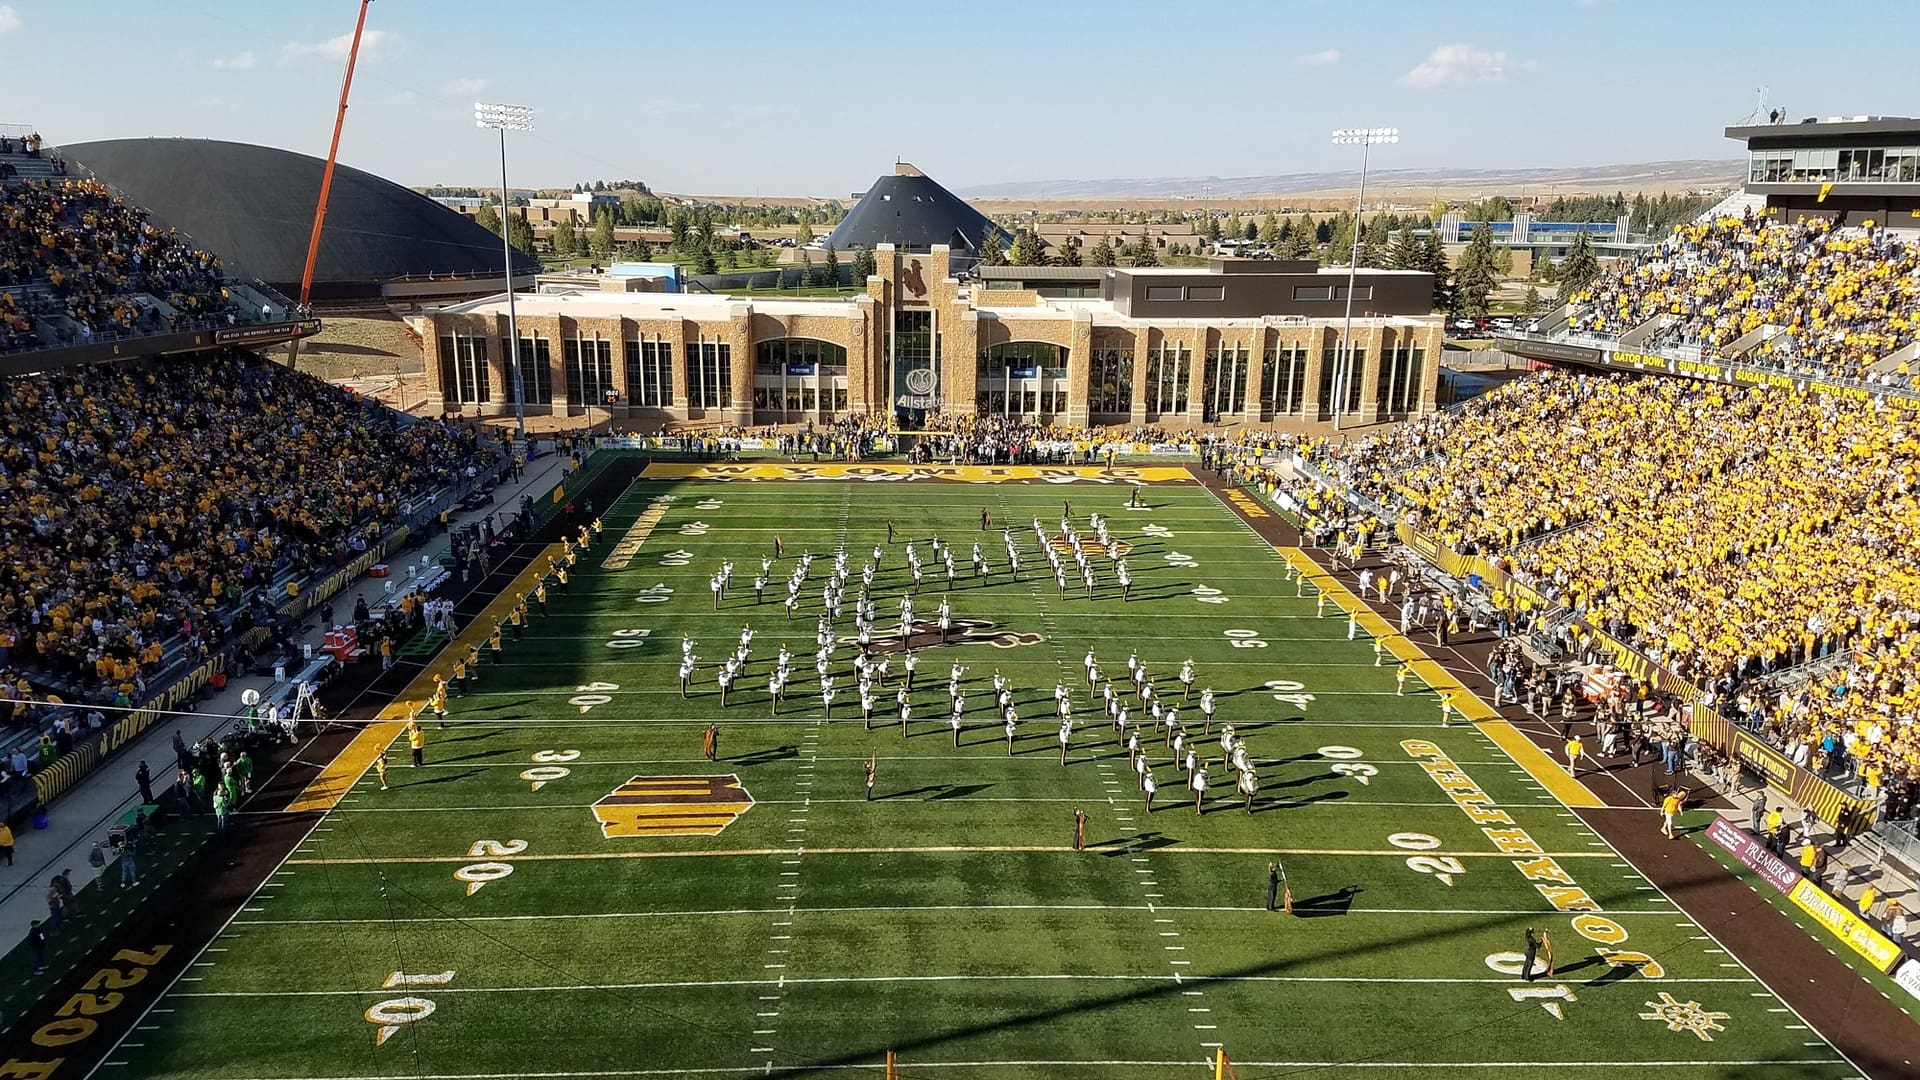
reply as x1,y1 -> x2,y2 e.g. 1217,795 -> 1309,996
840,617 -> 1044,654
593,775 -> 755,838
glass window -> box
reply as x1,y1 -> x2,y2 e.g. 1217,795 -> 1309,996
1146,286 -> 1184,301
1293,285 -> 1334,301
443,335 -> 489,404
517,338 -> 553,405
1089,347 -> 1133,415
623,340 -> 673,407
1187,285 -> 1225,302
1145,344 -> 1190,419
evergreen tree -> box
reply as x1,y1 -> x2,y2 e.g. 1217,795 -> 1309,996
630,237 -> 655,262
1281,215 -> 1314,259
1200,216 -> 1221,243
1387,225 -> 1425,271
591,210 -> 616,260
1054,235 -> 1083,267
1422,230 -> 1452,311
1258,213 -> 1279,244
824,243 -> 841,287
1555,230 -> 1602,303
692,240 -> 717,275
976,226 -> 1008,267
1224,213 -> 1243,242
1453,222 -> 1498,316
1130,233 -> 1160,267
1243,218 -> 1259,242
1358,225 -> 1388,269
1088,235 -> 1117,267
1008,228 -> 1047,266
851,247 -> 876,284
1523,284 -> 1546,317
474,204 -> 502,236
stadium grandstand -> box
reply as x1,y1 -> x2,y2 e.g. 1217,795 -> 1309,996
0,127 -> 508,821
1283,117 -> 1920,839
0,132 -> 307,370
61,137 -> 538,306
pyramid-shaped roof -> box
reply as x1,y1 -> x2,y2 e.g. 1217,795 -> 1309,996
826,163 -> 998,253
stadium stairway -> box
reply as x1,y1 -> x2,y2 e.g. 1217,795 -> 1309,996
0,450 -> 571,955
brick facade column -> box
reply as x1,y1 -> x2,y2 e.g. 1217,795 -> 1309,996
947,308 -> 980,416
1129,327 -> 1151,425
1066,309 -> 1093,426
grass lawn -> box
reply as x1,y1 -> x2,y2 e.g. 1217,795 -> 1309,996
97,466 -> 1855,1079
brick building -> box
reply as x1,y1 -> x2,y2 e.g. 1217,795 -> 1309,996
424,246 -> 1441,430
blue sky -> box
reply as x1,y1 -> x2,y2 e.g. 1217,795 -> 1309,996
1,0 -> 1910,195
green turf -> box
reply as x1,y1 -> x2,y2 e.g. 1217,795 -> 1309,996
100,472 -> 1860,1079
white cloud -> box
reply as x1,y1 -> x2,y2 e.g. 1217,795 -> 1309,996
0,6 -> 20,35
1399,43 -> 1537,88
1296,49 -> 1341,66
211,50 -> 257,70
440,76 -> 489,98
281,28 -> 404,64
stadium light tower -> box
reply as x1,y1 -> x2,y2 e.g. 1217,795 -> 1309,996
476,102 -> 534,442
1330,127 -> 1398,431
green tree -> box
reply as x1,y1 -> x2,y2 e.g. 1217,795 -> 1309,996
590,209 -> 616,260
1490,245 -> 1513,278
1054,235 -> 1082,267
506,211 -> 536,256
1008,228 -> 1047,266
824,243 -> 841,287
1281,215 -> 1314,259
1523,284 -> 1546,317
851,247 -> 877,283
1088,235 -> 1116,267
1258,213 -> 1279,244
1358,225 -> 1388,269
1555,230 -> 1602,303
1422,230 -> 1453,311
976,226 -> 1008,267
628,237 -> 655,261
1387,225 -> 1425,271
474,203 -> 501,236
552,216 -> 579,255
692,240 -> 717,275
1130,233 -> 1160,268
1453,222 -> 1498,316
1200,216 -> 1221,243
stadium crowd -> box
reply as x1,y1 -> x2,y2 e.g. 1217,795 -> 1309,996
1306,369 -> 1920,811
1567,211 -> 1920,388
0,353 -> 497,715
0,176 -> 235,347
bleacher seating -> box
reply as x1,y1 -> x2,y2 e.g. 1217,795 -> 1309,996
1566,211 -> 1920,389
0,129 -> 300,356
1307,369 -> 1920,806
0,352 -> 499,781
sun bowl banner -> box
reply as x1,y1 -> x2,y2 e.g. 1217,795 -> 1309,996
593,775 -> 755,838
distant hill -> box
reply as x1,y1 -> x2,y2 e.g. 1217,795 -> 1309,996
955,160 -> 1744,200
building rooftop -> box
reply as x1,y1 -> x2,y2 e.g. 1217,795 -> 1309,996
440,290 -> 861,321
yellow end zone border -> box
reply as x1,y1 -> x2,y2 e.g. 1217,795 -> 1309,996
640,462 -> 1194,484
1276,547 -> 1604,810
284,541 -> 568,813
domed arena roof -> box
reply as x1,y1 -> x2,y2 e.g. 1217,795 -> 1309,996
63,137 -> 539,301
825,163 -> 1000,254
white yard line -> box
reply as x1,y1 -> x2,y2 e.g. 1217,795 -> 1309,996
168,972 -> 1763,998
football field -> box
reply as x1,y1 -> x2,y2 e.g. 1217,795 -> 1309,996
98,464 -> 1858,1079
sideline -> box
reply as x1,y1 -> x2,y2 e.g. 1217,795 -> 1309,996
284,542 -> 566,813
1273,545 -> 1604,809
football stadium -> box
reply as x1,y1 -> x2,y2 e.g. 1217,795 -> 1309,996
5,9 -> 1920,1080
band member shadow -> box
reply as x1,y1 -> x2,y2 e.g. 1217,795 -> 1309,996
881,784 -> 993,801
1259,789 -> 1351,811
436,727 -> 511,743
732,745 -> 799,767
435,747 -> 520,764
1099,831 -> 1178,857
1291,885 -> 1362,918
406,768 -> 485,787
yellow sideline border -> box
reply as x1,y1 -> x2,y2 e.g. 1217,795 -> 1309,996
1276,546 -> 1604,809
285,542 -> 567,813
